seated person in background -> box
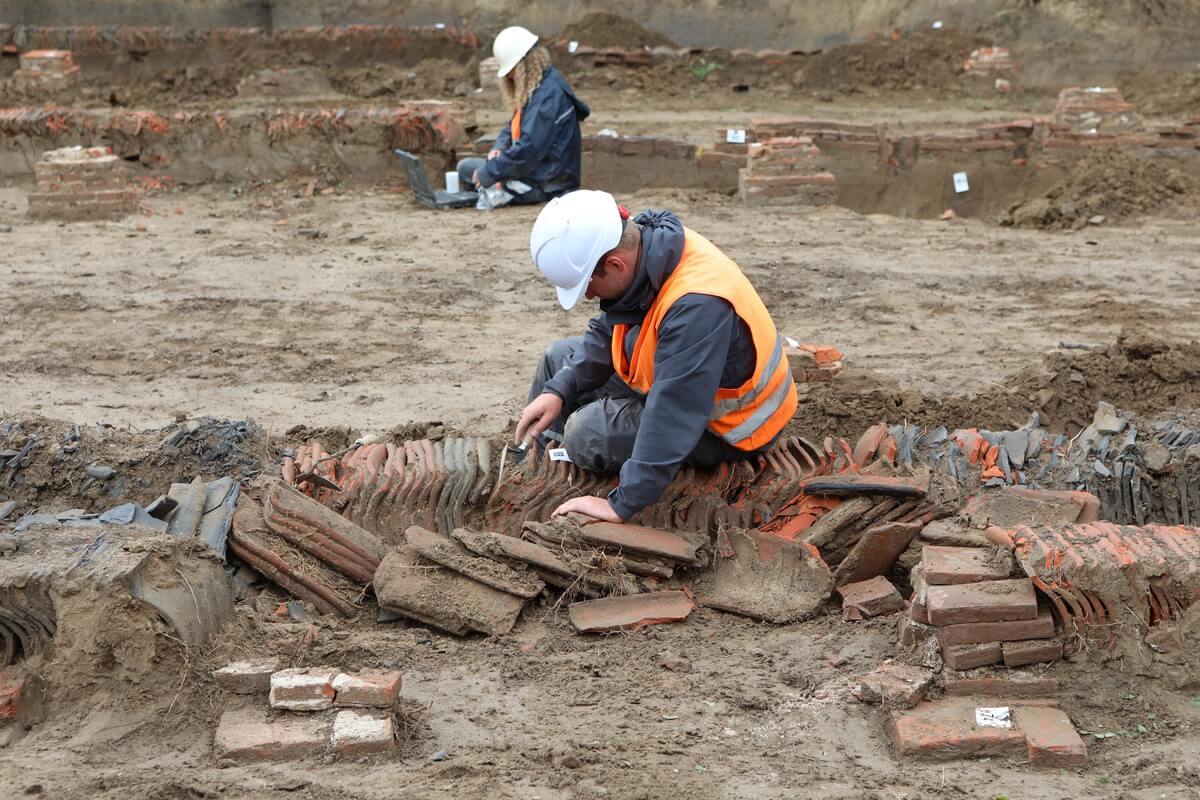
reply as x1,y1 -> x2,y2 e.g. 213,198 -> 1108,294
457,26 -> 591,205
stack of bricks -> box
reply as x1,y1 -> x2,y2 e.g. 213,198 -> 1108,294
12,50 -> 80,91
739,136 -> 837,205
27,146 -> 138,222
910,545 -> 1063,670
785,341 -> 844,383
1054,87 -> 1142,134
212,658 -> 403,762
961,47 -> 1016,76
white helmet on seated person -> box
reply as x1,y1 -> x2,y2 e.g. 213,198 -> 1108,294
529,190 -> 623,310
493,26 -> 540,78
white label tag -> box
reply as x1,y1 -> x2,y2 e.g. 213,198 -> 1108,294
932,20 -> 944,29
726,129 -> 747,144
785,336 -> 800,348
568,40 -> 580,54
975,707 -> 1011,728
953,171 -> 970,193
549,448 -> 573,463
434,22 -> 446,29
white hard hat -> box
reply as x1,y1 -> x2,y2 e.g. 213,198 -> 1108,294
493,26 -> 539,78
530,190 -> 623,310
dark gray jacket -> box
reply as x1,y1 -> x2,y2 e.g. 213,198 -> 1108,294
543,210 -> 758,520
475,66 -> 589,195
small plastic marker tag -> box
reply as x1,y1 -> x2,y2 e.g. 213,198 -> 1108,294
549,448 -> 573,463
953,172 -> 970,193
726,129 -> 747,144
932,20 -> 944,29
434,22 -> 446,29
568,40 -> 579,54
785,336 -> 800,348
975,707 -> 1011,728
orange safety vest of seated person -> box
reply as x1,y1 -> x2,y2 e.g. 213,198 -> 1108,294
610,228 -> 797,451
510,108 -> 521,142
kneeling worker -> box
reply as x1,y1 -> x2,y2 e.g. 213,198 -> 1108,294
457,26 -> 590,205
515,190 -> 797,522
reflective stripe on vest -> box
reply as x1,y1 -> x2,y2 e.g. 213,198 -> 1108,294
610,228 -> 797,451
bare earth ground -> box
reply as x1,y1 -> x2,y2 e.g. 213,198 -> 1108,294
2,177 -> 1200,799
2,184 -> 1198,438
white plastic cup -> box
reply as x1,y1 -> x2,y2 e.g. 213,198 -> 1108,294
445,172 -> 460,193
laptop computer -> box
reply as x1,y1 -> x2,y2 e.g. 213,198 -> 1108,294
394,149 -> 478,209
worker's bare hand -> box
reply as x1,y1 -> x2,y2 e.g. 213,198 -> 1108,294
552,495 -> 623,522
487,149 -> 502,160
514,392 -> 563,445
471,169 -> 480,188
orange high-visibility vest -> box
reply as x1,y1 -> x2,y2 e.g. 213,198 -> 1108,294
510,108 -> 522,142
610,228 -> 797,451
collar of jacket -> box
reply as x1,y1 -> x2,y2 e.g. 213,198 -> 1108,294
600,210 -> 686,326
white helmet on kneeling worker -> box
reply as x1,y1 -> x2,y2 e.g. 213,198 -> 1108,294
529,189 -> 625,310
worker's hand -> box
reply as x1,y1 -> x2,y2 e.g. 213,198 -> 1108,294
487,149 -> 502,160
552,495 -> 623,523
514,392 -> 563,446
471,169 -> 480,188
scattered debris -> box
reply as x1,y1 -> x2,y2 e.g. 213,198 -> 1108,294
568,590 -> 696,633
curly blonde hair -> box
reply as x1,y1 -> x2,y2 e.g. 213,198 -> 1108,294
502,45 -> 552,113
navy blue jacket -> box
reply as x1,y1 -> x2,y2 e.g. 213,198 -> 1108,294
542,211 -> 758,520
475,66 -> 589,195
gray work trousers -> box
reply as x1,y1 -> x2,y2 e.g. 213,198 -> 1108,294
528,336 -> 751,474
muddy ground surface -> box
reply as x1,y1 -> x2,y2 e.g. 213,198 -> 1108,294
2,182 -> 1200,799
3,6 -> 1200,796
1,184 -> 1198,441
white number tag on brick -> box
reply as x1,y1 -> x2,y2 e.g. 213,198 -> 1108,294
549,448 -> 573,463
568,40 -> 579,54
953,172 -> 970,193
726,129 -> 747,144
975,707 -> 1011,728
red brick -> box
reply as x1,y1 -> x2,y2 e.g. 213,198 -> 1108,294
0,673 -> 28,721
922,545 -> 1011,585
333,669 -> 402,708
943,642 -> 1002,670
937,606 -> 1055,647
926,578 -> 1037,625
331,710 -> 395,757
569,590 -> 695,633
943,674 -> 1060,698
893,699 -> 1026,760
853,663 -> 933,709
213,708 -> 329,762
212,657 -> 282,695
741,173 -> 837,187
838,576 -> 905,619
269,668 -> 338,711
1002,638 -> 1063,667
1015,706 -> 1087,767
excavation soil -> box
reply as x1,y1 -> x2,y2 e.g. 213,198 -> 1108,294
1003,148 -> 1200,230
557,12 -> 677,49
4,7 -> 1200,798
3,183 -> 1200,799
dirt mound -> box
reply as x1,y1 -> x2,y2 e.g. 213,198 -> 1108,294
1119,68 -> 1200,116
0,415 -> 268,517
1009,329 -> 1200,429
558,12 -> 677,49
796,30 -> 988,95
1003,148 -> 1199,229
786,329 -> 1200,440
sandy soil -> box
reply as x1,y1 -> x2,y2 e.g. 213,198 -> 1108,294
2,183 -> 1198,439
3,180 -> 1200,798
4,8 -> 1200,796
